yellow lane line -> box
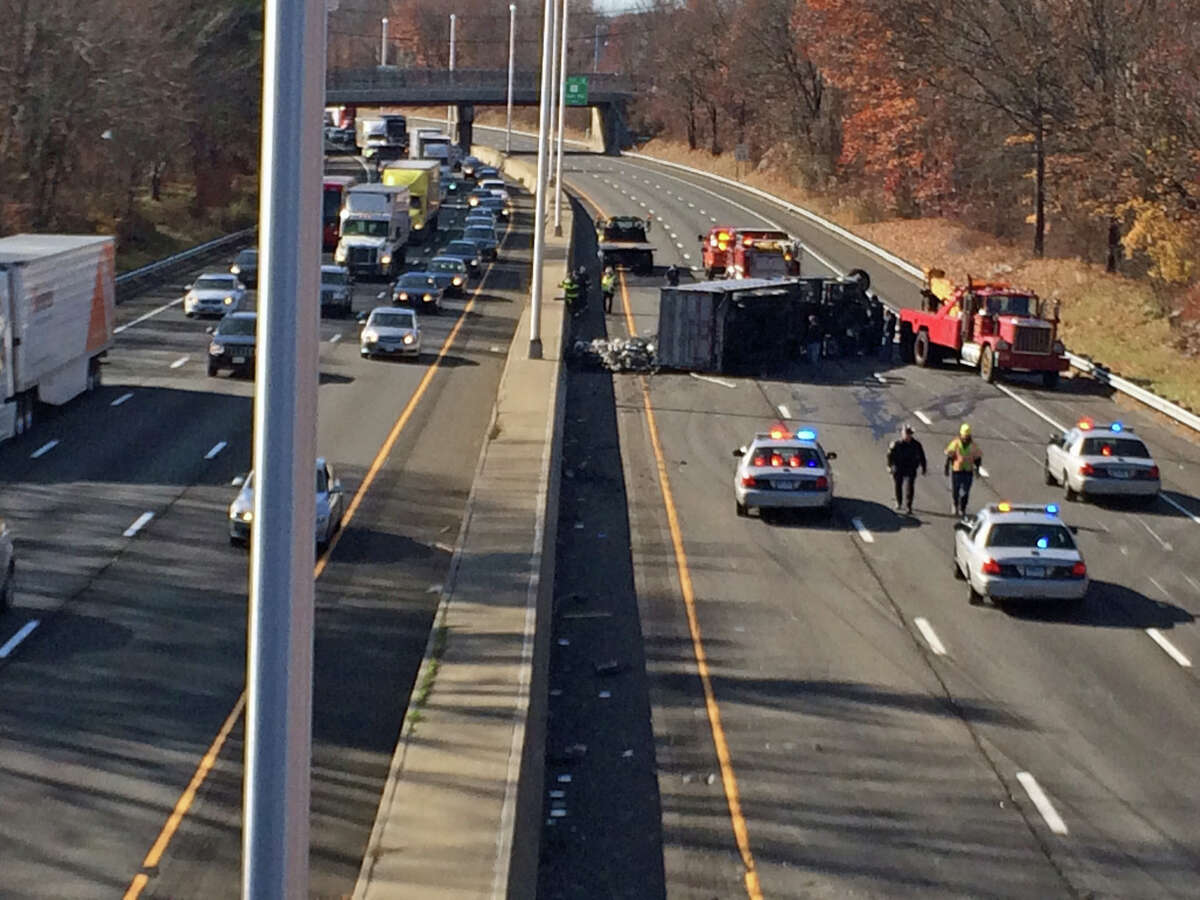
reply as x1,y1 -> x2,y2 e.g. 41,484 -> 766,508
617,262 -> 763,896
124,223 -> 511,898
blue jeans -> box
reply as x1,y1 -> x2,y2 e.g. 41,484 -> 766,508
951,471 -> 974,515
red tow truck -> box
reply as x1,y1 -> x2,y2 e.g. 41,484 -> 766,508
699,226 -> 801,280
898,268 -> 1070,388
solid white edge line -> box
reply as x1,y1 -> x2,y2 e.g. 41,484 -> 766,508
169,355 -> 189,369
1145,628 -> 1192,667
0,619 -> 40,658
205,440 -> 228,460
111,392 -> 134,407
1016,771 -> 1069,835
1161,493 -> 1200,525
851,517 -> 875,543
688,372 -> 737,389
914,410 -> 933,426
330,333 -> 343,343
994,384 -> 1068,432
113,297 -> 184,334
30,439 -> 59,459
123,511 -> 155,538
778,404 -> 791,420
913,617 -> 947,656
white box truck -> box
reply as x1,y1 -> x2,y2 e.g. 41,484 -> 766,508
334,185 -> 411,279
0,234 -> 115,440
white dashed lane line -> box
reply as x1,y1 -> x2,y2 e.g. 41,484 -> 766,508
777,404 -> 791,419
205,441 -> 228,460
0,620 -> 40,659
851,518 -> 875,543
123,511 -> 155,538
913,617 -> 947,656
1016,772 -> 1068,835
330,333 -> 342,343
169,355 -> 189,369
30,440 -> 59,459
1146,628 -> 1192,667
111,392 -> 134,407
914,410 -> 933,426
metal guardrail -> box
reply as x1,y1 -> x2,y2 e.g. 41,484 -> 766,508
622,150 -> 1200,435
115,228 -> 255,292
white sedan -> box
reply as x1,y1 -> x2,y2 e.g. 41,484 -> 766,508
1044,420 -> 1160,503
360,306 -> 421,359
732,427 -> 836,518
228,458 -> 345,551
184,273 -> 247,317
954,503 -> 1089,606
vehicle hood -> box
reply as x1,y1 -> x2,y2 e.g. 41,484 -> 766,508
190,287 -> 240,300
213,333 -> 256,347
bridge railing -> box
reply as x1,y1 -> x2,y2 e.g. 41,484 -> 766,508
326,67 -> 633,97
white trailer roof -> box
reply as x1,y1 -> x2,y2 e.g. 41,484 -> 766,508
0,233 -> 112,265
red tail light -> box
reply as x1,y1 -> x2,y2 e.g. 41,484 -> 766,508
814,476 -> 829,490
1148,465 -> 1160,479
981,559 -> 1003,575
741,475 -> 757,488
1071,561 -> 1087,577
1079,463 -> 1095,476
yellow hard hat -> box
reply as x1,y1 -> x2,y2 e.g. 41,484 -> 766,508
959,423 -> 972,436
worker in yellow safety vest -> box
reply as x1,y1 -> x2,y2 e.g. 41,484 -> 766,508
944,423 -> 983,518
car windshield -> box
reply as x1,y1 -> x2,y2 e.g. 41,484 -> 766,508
430,259 -> 464,273
371,311 -> 415,329
481,181 -> 505,191
447,242 -> 476,255
322,271 -> 349,286
983,294 -> 1033,316
479,198 -> 503,208
398,274 -> 434,288
342,219 -> 388,237
235,251 -> 256,266
195,276 -> 235,290
749,446 -> 822,468
217,316 -> 256,336
465,227 -> 493,239
1080,437 -> 1151,458
986,523 -> 1075,549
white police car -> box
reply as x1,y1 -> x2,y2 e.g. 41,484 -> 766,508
1044,419 -> 1159,503
954,502 -> 1089,606
732,426 -> 836,518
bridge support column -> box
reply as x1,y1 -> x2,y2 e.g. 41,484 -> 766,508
592,102 -> 629,155
456,103 -> 474,153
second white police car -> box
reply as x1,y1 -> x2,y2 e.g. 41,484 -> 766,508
1044,419 -> 1160,504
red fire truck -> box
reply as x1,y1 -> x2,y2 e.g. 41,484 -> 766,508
322,175 -> 356,251
898,268 -> 1070,388
699,227 -> 801,280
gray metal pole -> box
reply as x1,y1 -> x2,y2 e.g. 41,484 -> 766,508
593,22 -> 599,73
447,14 -> 456,138
528,0 -> 555,358
547,0 -> 560,183
244,0 -> 322,894
380,17 -> 388,67
505,3 -> 516,155
553,0 -> 568,234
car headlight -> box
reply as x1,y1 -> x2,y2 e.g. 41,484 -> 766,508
469,197 -> 478,206
224,296 -> 234,305
362,328 -> 379,343
452,276 -> 463,286
334,246 -> 347,262
230,508 -> 252,522
210,342 -> 224,355
398,292 -> 409,301
381,253 -> 392,266
423,293 -> 432,302
241,510 -> 253,522
413,222 -> 424,230
231,265 -> 241,275
403,333 -> 415,345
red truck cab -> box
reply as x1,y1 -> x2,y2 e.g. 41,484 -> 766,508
699,227 -> 800,280
700,226 -> 736,278
322,175 -> 356,252
898,270 -> 1069,388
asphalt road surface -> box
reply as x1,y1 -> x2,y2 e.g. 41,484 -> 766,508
0,174 -> 532,898
463,127 -> 1200,898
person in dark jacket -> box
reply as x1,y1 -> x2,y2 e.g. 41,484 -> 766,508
887,424 -> 927,514
882,309 -> 898,360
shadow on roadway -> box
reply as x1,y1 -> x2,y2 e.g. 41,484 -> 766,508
1001,579 -> 1195,629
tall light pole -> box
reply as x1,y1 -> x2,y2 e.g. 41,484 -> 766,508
547,0 -> 560,181
380,16 -> 388,66
505,3 -> 516,155
593,21 -> 601,73
529,0 -> 555,359
552,0 -> 568,234
447,13 -> 456,138
244,0 -> 323,893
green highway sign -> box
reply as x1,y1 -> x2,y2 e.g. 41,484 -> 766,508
565,76 -> 588,106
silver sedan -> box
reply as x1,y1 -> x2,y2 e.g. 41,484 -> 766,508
228,459 -> 346,550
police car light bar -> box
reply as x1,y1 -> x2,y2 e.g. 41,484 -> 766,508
993,502 -> 1061,515
795,428 -> 817,440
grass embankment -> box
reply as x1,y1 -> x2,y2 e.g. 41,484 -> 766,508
634,139 -> 1200,413
113,178 -> 256,274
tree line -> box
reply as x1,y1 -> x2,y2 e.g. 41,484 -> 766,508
0,0 -> 261,237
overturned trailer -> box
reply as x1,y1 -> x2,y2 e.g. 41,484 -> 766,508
656,272 -> 872,373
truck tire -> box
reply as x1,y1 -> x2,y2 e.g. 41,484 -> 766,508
898,323 -> 916,363
1042,370 -> 1060,390
21,394 -> 33,433
13,394 -> 24,436
913,331 -> 934,367
846,268 -> 871,293
980,345 -> 996,383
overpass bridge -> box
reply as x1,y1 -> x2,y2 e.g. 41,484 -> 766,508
326,67 -> 635,153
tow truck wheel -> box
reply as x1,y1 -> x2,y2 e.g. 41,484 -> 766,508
913,331 -> 933,367
1042,370 -> 1060,390
979,345 -> 996,383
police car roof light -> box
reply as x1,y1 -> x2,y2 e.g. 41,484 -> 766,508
795,428 -> 817,440
769,428 -> 786,440
997,502 -> 1012,512
1077,419 -> 1093,430
1045,504 -> 1059,515
1110,421 -> 1123,432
